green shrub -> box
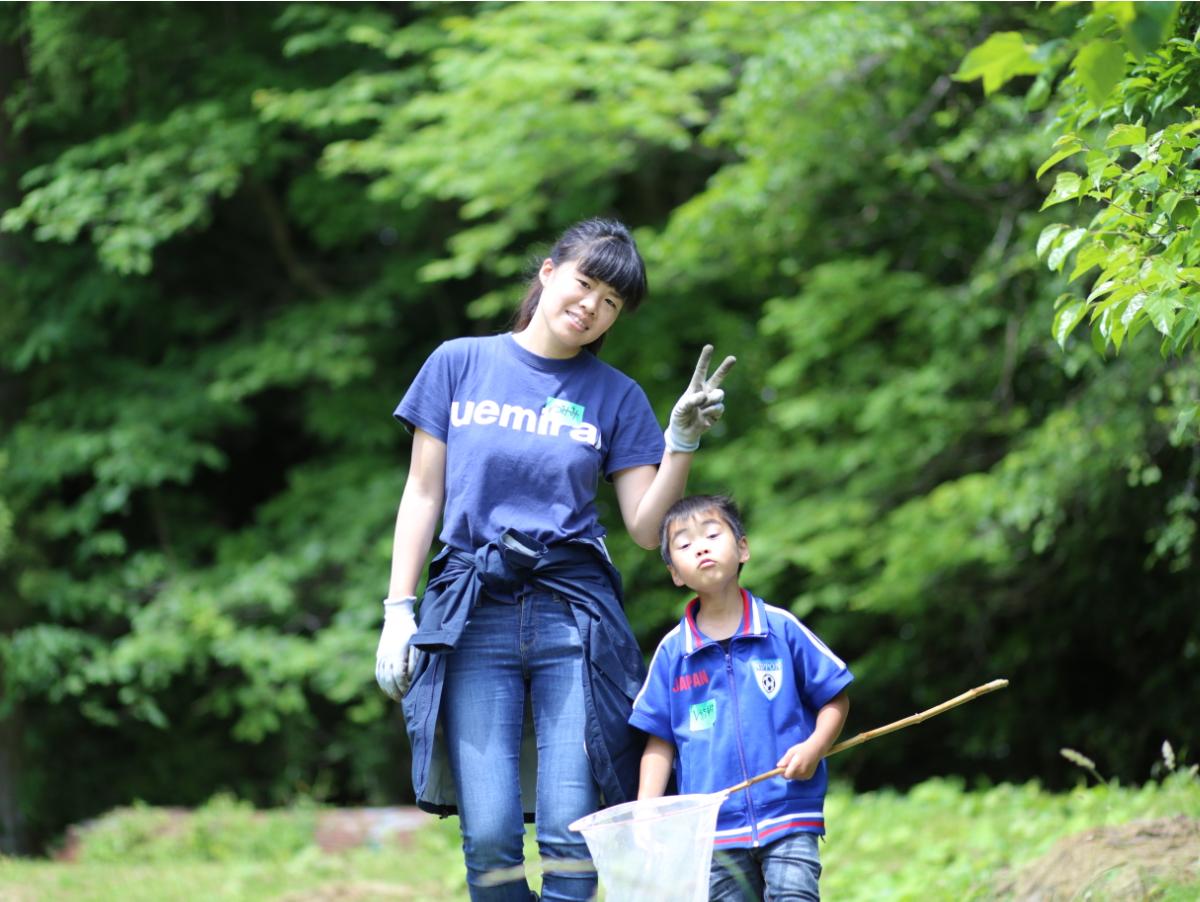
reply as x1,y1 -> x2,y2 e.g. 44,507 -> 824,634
74,794 -> 318,864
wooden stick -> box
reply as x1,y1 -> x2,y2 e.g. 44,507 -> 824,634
721,678 -> 1009,797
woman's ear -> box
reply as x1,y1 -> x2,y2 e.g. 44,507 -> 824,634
738,537 -> 750,565
538,258 -> 555,287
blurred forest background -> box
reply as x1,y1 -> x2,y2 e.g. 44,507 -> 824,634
2,1 -> 1197,857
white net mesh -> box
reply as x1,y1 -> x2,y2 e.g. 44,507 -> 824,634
569,793 -> 726,902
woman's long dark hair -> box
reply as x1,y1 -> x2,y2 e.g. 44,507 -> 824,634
511,218 -> 648,355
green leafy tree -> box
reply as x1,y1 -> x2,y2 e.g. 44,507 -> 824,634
956,2 -> 1200,358
952,4 -> 1199,744
0,0 -> 777,850
0,2 -> 429,850
2,1 -> 1197,856
649,1 -> 1198,787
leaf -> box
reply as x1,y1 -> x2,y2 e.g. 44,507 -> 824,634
1143,291 -> 1179,335
954,32 -> 1044,94
1088,279 -> 1117,303
1084,149 -> 1118,191
1124,1 -> 1178,58
1025,74 -> 1052,112
1053,300 -> 1089,347
1092,281 -> 1138,311
1168,310 -> 1200,355
1073,40 -> 1126,108
1110,306 -> 1129,351
1158,190 -> 1182,217
1069,242 -> 1111,282
1120,292 -> 1146,327
1037,223 -> 1068,259
1048,227 -> 1088,272
1041,172 -> 1084,209
1105,123 -> 1146,148
1149,84 -> 1184,117
1037,143 -> 1085,179
1172,198 -> 1197,226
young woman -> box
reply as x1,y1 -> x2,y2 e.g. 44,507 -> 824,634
375,218 -> 734,901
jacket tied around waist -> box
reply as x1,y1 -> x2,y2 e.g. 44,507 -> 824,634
401,529 -> 648,819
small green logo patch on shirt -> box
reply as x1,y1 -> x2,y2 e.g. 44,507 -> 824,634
689,699 -> 717,732
544,397 -> 585,425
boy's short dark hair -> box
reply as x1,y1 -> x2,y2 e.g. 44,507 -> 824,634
659,494 -> 747,566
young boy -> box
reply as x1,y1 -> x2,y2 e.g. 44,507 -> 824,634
629,495 -> 852,901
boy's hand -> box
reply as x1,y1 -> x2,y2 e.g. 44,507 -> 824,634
778,738 -> 824,781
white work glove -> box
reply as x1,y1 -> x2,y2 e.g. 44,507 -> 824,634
375,596 -> 418,701
665,344 -> 737,453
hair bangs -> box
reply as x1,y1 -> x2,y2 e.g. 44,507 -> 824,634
659,494 -> 746,567
576,237 -> 647,310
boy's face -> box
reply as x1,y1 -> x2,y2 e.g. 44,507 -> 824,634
665,509 -> 750,591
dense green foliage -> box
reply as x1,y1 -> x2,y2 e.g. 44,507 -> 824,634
2,770 -> 1198,899
2,1 -> 1197,854
957,2 -> 1200,356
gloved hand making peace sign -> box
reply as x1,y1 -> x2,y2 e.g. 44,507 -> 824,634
665,344 -> 737,453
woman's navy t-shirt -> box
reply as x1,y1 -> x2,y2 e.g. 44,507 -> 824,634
395,334 -> 665,552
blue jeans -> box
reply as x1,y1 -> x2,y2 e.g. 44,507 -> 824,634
710,832 -> 822,901
441,592 -> 598,902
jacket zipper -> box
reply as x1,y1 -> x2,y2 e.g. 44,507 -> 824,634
725,643 -> 760,847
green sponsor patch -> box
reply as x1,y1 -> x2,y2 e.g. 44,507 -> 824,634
689,699 -> 716,732
544,396 -> 585,424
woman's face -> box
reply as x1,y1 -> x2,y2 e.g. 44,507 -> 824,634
526,258 -> 625,357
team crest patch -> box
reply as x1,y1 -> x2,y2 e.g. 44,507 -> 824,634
689,699 -> 717,732
752,658 -> 783,700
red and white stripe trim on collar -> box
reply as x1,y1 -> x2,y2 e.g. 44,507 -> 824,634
682,589 -> 765,653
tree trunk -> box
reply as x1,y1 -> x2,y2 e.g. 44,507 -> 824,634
0,708 -> 26,855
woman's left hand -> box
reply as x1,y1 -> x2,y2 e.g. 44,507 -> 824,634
665,344 -> 736,452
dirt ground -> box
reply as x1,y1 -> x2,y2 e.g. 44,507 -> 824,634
309,807 -> 432,853
997,815 -> 1200,901
55,806 -> 434,861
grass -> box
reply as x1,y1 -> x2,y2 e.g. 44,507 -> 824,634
0,812 -> 471,901
1,772 -> 1197,900
822,770 -> 1200,900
